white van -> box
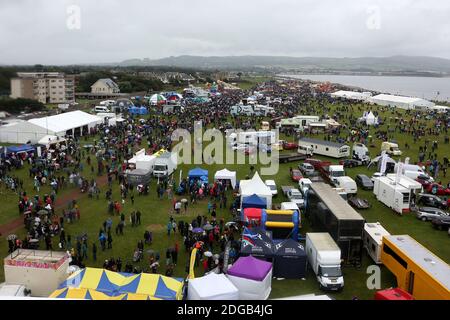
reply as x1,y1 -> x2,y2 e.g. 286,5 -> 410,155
93,106 -> 110,113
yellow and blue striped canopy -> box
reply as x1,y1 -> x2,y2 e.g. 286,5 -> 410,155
50,268 -> 183,300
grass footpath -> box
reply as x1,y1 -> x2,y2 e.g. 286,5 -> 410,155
0,95 -> 449,300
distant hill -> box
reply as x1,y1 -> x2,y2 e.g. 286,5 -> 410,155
117,55 -> 450,74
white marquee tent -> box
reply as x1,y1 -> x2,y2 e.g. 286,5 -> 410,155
188,273 -> 239,300
0,111 -> 102,144
239,172 -> 273,209
214,169 -> 237,189
369,94 -> 435,110
330,90 -> 372,101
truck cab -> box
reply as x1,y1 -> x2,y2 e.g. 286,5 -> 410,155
306,233 -> 344,292
152,152 -> 177,178
328,165 -> 346,185
352,143 -> 371,164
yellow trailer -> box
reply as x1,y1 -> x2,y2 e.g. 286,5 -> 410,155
381,235 -> 450,300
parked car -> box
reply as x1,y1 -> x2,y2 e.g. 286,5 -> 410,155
417,193 -> 448,210
355,174 -> 374,190
425,183 -> 450,196
265,180 -> 278,196
282,141 -> 298,150
415,174 -> 434,188
291,169 -> 303,182
348,197 -> 370,209
298,163 -> 315,176
415,207 -> 449,222
431,215 -> 450,230
339,159 -> 363,168
304,159 -> 332,170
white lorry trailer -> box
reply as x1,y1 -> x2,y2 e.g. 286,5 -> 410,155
373,174 -> 423,215
363,222 -> 391,264
306,233 -> 344,291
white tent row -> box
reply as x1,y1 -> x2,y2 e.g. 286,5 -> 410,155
330,90 -> 372,101
239,171 -> 272,209
0,111 -> 102,144
368,94 -> 435,110
214,169 -> 237,189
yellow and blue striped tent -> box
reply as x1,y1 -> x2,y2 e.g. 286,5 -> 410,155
49,268 -> 183,300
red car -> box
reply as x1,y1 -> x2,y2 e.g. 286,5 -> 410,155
282,141 -> 299,150
291,169 -> 303,182
426,183 -> 450,196
304,158 -> 332,170
415,175 -> 433,188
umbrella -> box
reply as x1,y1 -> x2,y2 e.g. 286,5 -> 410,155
192,227 -> 204,234
180,198 -> 188,203
147,249 -> 155,255
37,210 -> 48,216
149,94 -> 167,105
203,224 -> 213,231
204,251 -> 213,257
7,234 -> 17,241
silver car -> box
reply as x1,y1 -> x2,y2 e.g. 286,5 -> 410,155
415,207 -> 449,222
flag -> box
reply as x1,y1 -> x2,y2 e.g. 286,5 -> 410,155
380,153 -> 388,175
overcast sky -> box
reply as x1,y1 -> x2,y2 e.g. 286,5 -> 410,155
0,0 -> 449,65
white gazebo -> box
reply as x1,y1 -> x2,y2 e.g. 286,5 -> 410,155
214,169 -> 237,189
239,172 -> 273,209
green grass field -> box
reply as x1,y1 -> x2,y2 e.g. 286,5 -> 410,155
0,91 -> 449,300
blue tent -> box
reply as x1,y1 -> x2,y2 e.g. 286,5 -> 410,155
242,194 -> 267,210
188,168 -> 208,182
139,106 -> 148,115
6,145 -> 35,154
128,106 -> 140,115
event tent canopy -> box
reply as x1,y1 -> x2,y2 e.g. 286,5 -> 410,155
6,144 -> 35,154
38,135 -> 66,146
50,268 -> 183,300
273,239 -> 307,279
241,227 -> 274,260
188,273 -> 239,300
227,256 -> 272,300
242,194 -> 267,210
214,169 -> 237,188
28,111 -> 102,135
239,172 -> 272,209
188,168 -> 209,181
227,256 -> 272,282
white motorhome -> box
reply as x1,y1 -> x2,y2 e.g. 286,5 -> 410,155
363,222 -> 391,264
298,138 -> 350,159
352,143 -> 371,163
334,176 -> 357,195
381,142 -> 402,156
278,116 -> 320,131
152,152 -> 178,178
306,233 -> 344,291
373,174 -> 423,215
